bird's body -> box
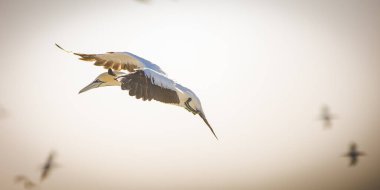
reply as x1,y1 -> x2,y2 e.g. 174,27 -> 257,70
56,44 -> 217,139
319,105 -> 335,128
40,151 -> 58,181
344,143 -> 365,166
0,105 -> 8,119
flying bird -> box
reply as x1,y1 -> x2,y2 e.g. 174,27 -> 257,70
319,105 -> 336,128
14,175 -> 36,189
135,0 -> 151,3
344,142 -> 365,166
0,105 -> 8,119
56,44 -> 218,139
40,151 -> 58,181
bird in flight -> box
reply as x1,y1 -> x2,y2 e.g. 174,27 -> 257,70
56,44 -> 218,139
319,105 -> 336,128
40,151 -> 59,181
0,105 -> 8,119
344,142 -> 365,166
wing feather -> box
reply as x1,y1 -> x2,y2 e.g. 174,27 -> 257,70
136,84 -> 143,99
113,62 -> 121,70
129,83 -> 138,96
94,60 -> 105,66
56,44 -> 166,74
119,69 -> 179,104
103,61 -> 113,69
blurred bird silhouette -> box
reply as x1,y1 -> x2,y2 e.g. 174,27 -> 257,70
135,0 -> 151,3
56,44 -> 217,139
40,151 -> 59,181
14,175 -> 36,189
344,142 -> 365,166
0,105 -> 8,119
319,105 -> 336,128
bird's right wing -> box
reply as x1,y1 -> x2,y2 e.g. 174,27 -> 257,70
56,44 -> 166,74
119,69 -> 180,104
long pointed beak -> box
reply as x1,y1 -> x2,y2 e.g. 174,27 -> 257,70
79,81 -> 102,94
199,112 -> 218,140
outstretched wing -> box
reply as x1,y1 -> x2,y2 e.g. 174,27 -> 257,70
119,69 -> 180,104
56,44 -> 166,74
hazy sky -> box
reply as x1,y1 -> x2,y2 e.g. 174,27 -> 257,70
0,0 -> 379,189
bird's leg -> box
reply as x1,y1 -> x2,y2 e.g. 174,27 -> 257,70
184,99 -> 193,113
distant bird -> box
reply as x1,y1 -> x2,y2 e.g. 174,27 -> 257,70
56,44 -> 217,139
14,175 -> 36,189
0,105 -> 8,119
344,142 -> 365,166
135,0 -> 151,3
319,105 -> 336,128
40,151 -> 58,181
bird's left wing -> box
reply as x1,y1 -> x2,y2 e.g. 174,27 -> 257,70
56,44 -> 166,74
118,68 -> 180,104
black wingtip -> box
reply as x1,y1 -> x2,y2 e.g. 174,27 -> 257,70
55,43 -> 73,54
55,43 -> 63,50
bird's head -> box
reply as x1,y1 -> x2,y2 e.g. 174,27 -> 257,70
79,69 -> 125,94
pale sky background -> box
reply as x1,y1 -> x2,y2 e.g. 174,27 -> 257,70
0,0 -> 380,189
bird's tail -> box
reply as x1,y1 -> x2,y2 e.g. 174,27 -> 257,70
199,112 -> 218,140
